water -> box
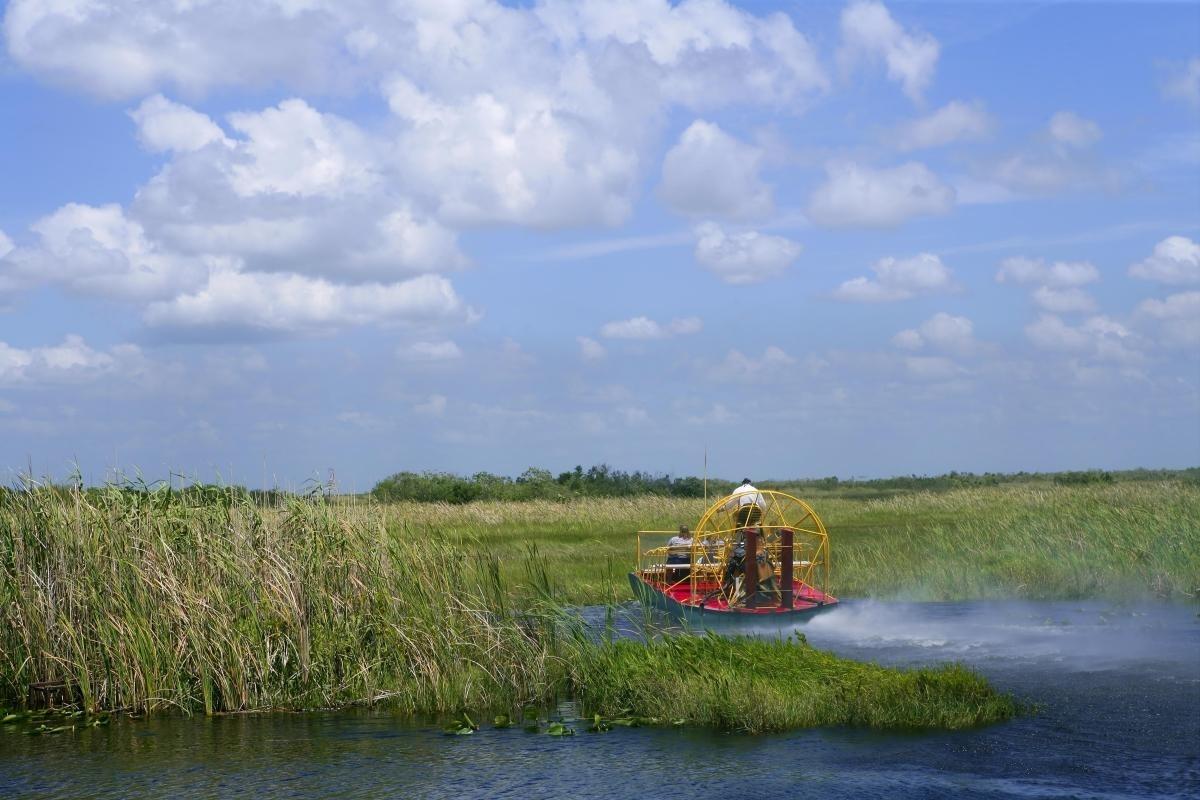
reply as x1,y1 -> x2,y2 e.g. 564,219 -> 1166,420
2,601 -> 1197,799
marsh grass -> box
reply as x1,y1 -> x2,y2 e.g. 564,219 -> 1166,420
400,482 -> 1200,604
387,495 -> 707,606
822,482 -> 1200,600
0,484 -> 1019,731
569,633 -> 1018,733
0,484 -> 564,716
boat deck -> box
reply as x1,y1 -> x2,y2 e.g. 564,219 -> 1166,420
635,575 -> 834,614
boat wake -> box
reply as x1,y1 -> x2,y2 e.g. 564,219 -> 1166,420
799,600 -> 1200,672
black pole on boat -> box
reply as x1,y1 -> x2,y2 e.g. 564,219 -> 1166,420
744,527 -> 758,609
780,527 -> 794,609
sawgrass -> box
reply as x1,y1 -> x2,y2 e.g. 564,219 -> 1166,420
397,481 -> 1200,604
386,495 -> 706,606
822,483 -> 1200,600
0,484 -> 1018,731
0,485 -> 564,715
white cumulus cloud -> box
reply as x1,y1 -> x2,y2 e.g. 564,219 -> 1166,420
834,253 -> 954,302
714,346 -> 795,381
1,0 -> 845,347
1136,291 -> 1200,346
5,203 -> 208,301
4,1 -> 831,103
144,272 -> 470,336
126,97 -> 470,282
384,76 -> 641,229
808,161 -> 954,228
227,98 -> 376,199
659,121 -> 772,220
838,0 -> 939,102
1025,314 -> 1142,364
895,100 -> 991,151
892,312 -> 979,356
1048,111 -> 1101,148
998,256 -> 1099,314
1129,236 -> 1200,285
997,257 -> 1099,288
987,153 -> 1082,194
397,340 -> 464,362
982,113 -> 1110,196
5,0 -> 831,237
891,329 -> 923,349
129,94 -> 229,153
0,335 -> 143,386
577,337 -> 606,361
600,316 -> 702,340
693,222 -> 800,284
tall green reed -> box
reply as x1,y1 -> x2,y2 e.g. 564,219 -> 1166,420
0,483 -> 563,715
0,482 -> 1019,731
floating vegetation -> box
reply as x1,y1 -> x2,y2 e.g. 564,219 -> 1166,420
546,721 -> 574,737
0,707 -> 110,736
442,712 -> 477,736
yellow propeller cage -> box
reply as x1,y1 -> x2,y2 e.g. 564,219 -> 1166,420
635,489 -> 831,605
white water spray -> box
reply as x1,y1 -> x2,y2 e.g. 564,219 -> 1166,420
800,600 -> 1199,671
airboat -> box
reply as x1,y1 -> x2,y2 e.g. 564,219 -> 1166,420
629,489 -> 837,626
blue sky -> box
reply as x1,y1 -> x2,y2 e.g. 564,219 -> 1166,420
1,0 -> 1198,489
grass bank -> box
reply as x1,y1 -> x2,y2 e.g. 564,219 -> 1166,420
572,633 -> 1017,733
0,485 -> 1015,731
388,480 -> 1200,604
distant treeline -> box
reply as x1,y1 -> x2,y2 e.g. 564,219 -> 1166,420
3,466 -> 1195,507
784,468 -> 1200,492
370,465 -> 721,503
368,465 -> 1200,504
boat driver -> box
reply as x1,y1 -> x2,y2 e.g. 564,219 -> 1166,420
724,478 -> 766,529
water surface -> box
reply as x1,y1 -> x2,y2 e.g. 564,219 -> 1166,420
2,601 -> 1196,799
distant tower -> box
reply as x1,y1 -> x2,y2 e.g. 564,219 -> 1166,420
328,467 -> 337,496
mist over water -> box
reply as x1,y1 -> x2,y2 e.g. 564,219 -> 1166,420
800,600 -> 1200,672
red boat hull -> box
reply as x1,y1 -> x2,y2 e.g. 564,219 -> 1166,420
628,572 -> 837,626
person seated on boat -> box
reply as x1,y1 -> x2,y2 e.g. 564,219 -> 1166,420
723,478 -> 766,529
665,525 -> 692,581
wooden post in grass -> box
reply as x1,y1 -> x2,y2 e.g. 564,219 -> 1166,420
780,528 -> 794,609
744,527 -> 757,609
